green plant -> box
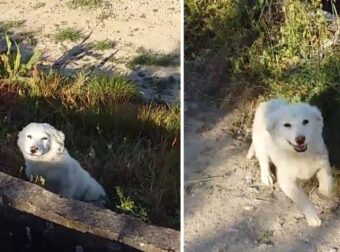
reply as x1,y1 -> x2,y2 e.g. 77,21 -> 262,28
87,75 -> 139,103
92,40 -> 116,51
115,186 -> 149,222
128,48 -> 178,69
67,0 -> 103,9
0,34 -> 40,81
54,27 -> 83,42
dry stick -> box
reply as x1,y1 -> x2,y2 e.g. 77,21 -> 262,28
186,174 -> 228,184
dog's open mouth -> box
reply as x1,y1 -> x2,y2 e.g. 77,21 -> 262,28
287,141 -> 307,153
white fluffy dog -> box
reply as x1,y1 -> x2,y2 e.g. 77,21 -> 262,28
247,98 -> 333,226
17,123 -> 107,206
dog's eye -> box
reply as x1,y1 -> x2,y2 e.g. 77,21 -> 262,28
303,119 -> 309,125
27,135 -> 32,139
283,123 -> 291,128
41,137 -> 48,141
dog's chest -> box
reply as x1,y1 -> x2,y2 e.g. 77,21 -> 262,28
274,154 -> 322,180
26,161 -> 67,182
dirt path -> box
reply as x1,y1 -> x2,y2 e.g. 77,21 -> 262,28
0,0 -> 180,103
184,102 -> 340,252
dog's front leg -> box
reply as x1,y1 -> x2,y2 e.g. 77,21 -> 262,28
279,178 -> 321,227
317,162 -> 333,198
257,154 -> 274,185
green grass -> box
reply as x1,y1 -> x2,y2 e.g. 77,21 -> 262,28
92,40 -> 116,51
54,27 -> 83,42
67,0 -> 103,9
128,48 -> 179,69
185,0 -> 340,104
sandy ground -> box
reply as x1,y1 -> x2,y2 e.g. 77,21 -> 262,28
184,101 -> 340,252
0,0 -> 180,103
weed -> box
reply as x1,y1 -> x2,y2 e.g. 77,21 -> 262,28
115,186 -> 149,222
92,40 -> 116,51
54,27 -> 83,42
67,0 -> 103,9
0,34 -> 40,81
87,74 -> 139,103
128,48 -> 178,69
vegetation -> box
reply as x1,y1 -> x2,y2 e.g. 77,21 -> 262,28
185,0 -> 340,108
128,48 -> 179,69
67,0 -> 103,9
92,40 -> 116,51
0,34 -> 40,81
0,34 -> 180,229
54,27 -> 83,42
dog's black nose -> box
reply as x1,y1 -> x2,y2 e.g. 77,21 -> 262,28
30,146 -> 38,154
295,136 -> 305,145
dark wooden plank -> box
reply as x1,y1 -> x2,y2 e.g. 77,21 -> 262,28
0,171 -> 179,252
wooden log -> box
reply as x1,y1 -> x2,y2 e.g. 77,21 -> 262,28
0,171 -> 179,252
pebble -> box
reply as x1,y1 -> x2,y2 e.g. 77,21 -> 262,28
330,248 -> 338,252
228,227 -> 239,233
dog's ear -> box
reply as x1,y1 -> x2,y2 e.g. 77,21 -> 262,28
265,112 -> 278,132
310,106 -> 323,122
44,123 -> 65,153
17,126 -> 26,149
310,106 -> 324,131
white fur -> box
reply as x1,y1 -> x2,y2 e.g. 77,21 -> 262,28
248,98 -> 333,226
17,123 -> 107,206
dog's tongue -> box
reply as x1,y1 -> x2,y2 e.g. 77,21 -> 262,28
294,144 -> 306,152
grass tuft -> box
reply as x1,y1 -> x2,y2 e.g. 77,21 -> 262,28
67,0 -> 103,9
128,48 -> 178,69
54,27 -> 83,42
92,40 -> 116,51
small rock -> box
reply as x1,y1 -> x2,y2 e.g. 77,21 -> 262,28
244,205 -> 255,211
330,248 -> 338,252
228,227 -> 239,233
294,213 -> 305,220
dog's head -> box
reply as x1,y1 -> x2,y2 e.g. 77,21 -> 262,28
17,123 -> 65,159
265,103 -> 323,153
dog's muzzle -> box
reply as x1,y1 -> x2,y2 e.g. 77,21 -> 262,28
30,146 -> 39,154
287,140 -> 307,153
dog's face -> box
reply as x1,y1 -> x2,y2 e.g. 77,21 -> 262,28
266,104 -> 323,153
17,123 -> 65,159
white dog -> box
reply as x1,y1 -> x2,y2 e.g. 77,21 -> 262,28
17,123 -> 107,206
247,98 -> 333,226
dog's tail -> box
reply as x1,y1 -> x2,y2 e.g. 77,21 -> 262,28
247,142 -> 255,159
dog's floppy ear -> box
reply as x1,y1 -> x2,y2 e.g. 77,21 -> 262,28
310,106 -> 324,131
44,123 -> 65,153
310,106 -> 323,122
17,125 -> 27,150
265,112 -> 278,132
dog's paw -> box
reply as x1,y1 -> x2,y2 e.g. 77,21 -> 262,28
261,172 -> 274,185
306,214 -> 321,227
